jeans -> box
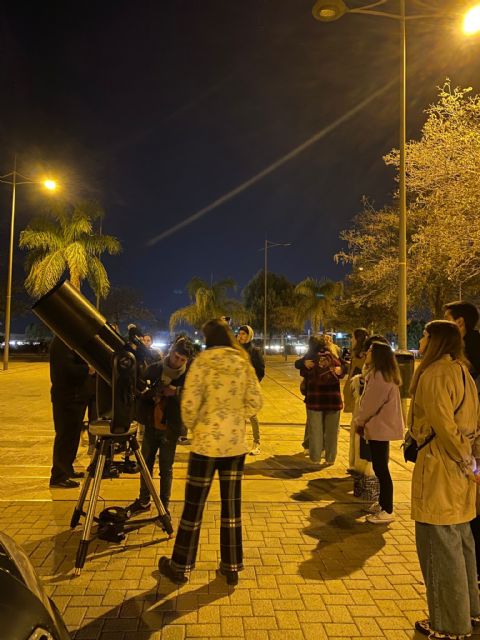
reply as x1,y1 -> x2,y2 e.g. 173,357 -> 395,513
369,440 -> 393,513
416,521 -> 480,636
306,410 -> 340,463
139,425 -> 177,509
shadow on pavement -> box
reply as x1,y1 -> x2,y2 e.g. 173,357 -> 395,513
299,503 -> 386,580
244,453 -> 328,479
73,574 -> 230,639
291,475 -> 355,502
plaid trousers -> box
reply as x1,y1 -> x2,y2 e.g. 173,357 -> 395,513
170,452 -> 245,573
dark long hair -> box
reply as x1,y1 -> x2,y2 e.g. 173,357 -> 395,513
410,320 -> 468,394
202,318 -> 247,359
352,327 -> 369,357
369,342 -> 401,385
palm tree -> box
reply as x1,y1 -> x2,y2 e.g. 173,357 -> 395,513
19,201 -> 121,298
294,277 -> 343,333
170,277 -> 247,331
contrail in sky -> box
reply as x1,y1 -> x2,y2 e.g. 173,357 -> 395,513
147,79 -> 397,246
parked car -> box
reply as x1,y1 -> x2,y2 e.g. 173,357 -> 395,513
0,531 -> 70,640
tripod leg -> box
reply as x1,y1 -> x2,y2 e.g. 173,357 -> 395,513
129,435 -> 174,536
71,444 -> 98,528
74,440 -> 107,575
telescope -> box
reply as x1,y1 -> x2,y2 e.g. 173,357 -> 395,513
33,280 -> 173,573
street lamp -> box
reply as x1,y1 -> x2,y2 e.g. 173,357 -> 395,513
262,239 -> 292,356
312,0 -> 450,350
1,158 -> 57,370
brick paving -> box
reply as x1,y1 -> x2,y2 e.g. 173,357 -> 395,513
0,358 -> 473,639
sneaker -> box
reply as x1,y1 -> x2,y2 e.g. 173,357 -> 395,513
158,556 -> 188,585
363,501 -> 381,515
250,444 -> 261,456
177,436 -> 190,445
127,498 -> 151,516
49,479 -> 80,489
366,509 -> 395,524
303,447 -> 309,456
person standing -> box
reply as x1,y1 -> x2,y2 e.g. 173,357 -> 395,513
159,318 -> 262,586
49,337 -> 93,488
343,328 -> 369,471
354,341 -> 404,523
408,320 -> 480,640
295,336 -> 344,465
128,338 -> 193,515
237,324 -> 265,455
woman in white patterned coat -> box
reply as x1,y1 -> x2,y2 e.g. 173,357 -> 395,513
158,318 -> 262,587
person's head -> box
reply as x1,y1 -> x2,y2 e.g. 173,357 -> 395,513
168,337 -> 194,369
352,327 -> 369,355
444,301 -> 479,336
142,334 -> 153,348
411,319 -> 467,394
237,325 -> 254,345
365,341 -> 401,385
364,334 -> 389,352
202,318 -> 247,358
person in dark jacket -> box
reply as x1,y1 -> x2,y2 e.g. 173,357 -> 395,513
237,325 -> 265,455
295,335 -> 344,464
128,337 -> 194,515
444,300 -> 480,584
49,337 -> 93,488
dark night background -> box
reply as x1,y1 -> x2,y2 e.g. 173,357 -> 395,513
0,0 -> 479,329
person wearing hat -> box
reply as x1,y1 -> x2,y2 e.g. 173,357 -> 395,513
237,324 -> 265,455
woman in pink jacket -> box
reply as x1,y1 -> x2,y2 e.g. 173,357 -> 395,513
354,342 -> 404,523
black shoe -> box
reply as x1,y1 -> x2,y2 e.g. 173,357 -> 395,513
414,620 -> 430,637
158,556 -> 187,585
49,479 -> 80,489
70,471 -> 85,479
217,567 -> 238,586
127,499 -> 151,516
122,459 -> 140,474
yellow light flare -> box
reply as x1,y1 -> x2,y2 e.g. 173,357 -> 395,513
43,179 -> 57,191
464,5 -> 480,35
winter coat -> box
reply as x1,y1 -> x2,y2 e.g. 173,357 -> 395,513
343,351 -> 367,413
181,346 -> 263,457
49,337 -> 90,404
137,360 -> 187,439
241,342 -> 265,382
354,370 -> 404,441
409,356 -> 480,525
296,349 -> 344,412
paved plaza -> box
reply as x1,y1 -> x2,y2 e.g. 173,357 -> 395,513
0,358 -> 470,640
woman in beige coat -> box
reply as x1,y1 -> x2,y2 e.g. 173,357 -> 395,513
409,320 -> 480,640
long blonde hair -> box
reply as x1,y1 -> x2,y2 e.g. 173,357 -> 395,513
202,318 -> 248,360
409,320 -> 468,395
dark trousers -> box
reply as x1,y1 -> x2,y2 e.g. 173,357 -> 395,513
171,452 -> 245,574
50,401 -> 86,483
139,425 -> 177,510
369,440 -> 393,514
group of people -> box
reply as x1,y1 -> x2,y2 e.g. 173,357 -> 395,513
48,300 -> 480,638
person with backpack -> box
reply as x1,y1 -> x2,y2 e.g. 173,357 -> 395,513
295,335 -> 344,464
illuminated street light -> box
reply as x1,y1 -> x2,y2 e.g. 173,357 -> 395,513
1,158 -> 57,370
312,0 -> 470,351
464,5 -> 480,34
261,239 -> 292,357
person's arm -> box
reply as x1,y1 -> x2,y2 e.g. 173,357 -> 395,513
294,356 -> 305,370
354,373 -> 391,427
180,358 -> 205,431
421,372 -> 474,465
252,348 -> 265,382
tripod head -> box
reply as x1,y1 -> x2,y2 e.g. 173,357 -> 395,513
33,280 -> 136,434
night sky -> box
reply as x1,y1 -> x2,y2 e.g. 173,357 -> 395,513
1,0 -> 479,328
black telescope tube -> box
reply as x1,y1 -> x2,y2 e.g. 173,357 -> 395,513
32,280 -> 126,384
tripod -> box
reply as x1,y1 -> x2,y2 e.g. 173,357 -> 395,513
70,420 -> 173,575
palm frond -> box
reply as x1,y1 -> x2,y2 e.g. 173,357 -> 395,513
186,277 -> 209,299
87,257 -> 110,298
169,305 -> 202,331
19,226 -> 62,251
25,251 -> 66,297
64,242 -> 89,281
83,234 -> 121,255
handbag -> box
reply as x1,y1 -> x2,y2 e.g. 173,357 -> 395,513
359,436 -> 372,462
403,364 -> 466,463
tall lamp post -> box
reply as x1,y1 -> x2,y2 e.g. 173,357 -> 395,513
1,159 -> 57,370
311,0 -> 456,350
262,239 -> 292,356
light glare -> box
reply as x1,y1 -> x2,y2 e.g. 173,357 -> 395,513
464,6 -> 480,34
44,179 -> 57,191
